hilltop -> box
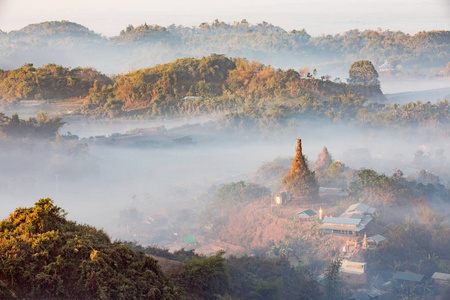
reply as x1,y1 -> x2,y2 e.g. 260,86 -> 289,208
9,20 -> 101,39
0,199 -> 321,299
1,20 -> 449,75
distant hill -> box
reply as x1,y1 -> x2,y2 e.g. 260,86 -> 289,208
0,20 -> 449,75
385,87 -> 450,104
10,20 -> 101,39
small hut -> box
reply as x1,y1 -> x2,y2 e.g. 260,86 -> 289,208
431,272 -> 450,285
392,271 -> 424,284
296,209 -> 317,222
367,234 -> 387,246
274,191 -> 291,206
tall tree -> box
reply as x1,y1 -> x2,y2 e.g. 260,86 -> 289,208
324,258 -> 342,300
348,60 -> 380,86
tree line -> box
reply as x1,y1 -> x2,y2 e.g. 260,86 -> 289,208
0,63 -> 111,101
1,20 -> 448,75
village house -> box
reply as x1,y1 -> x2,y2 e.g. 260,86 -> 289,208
320,203 -> 375,237
367,234 -> 387,247
273,190 -> 291,206
392,271 -> 424,284
296,209 -> 317,221
340,259 -> 367,274
431,272 -> 450,285
378,61 -> 396,73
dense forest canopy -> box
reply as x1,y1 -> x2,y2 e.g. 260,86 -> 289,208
0,198 -> 181,299
0,199 -> 322,299
0,20 -> 448,75
1,55 -> 448,132
0,63 -> 111,101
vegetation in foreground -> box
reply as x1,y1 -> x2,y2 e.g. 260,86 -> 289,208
0,198 -> 181,299
0,199 -> 323,299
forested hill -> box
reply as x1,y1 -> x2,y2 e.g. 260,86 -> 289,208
0,55 -> 385,118
9,20 -> 101,39
1,20 -> 449,75
0,199 -> 320,299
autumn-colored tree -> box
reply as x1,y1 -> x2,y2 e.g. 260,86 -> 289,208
283,139 -> 319,201
348,60 -> 380,86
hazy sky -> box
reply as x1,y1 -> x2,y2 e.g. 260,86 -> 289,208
0,0 -> 449,36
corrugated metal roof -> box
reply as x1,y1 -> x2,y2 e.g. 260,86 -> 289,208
366,207 -> 376,214
360,216 -> 373,226
393,271 -> 424,282
431,272 -> 450,281
320,224 -> 361,231
297,209 -> 317,217
322,217 -> 361,225
368,234 -> 386,243
345,203 -> 375,215
365,287 -> 383,298
340,212 -> 365,219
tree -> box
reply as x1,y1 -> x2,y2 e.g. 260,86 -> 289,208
0,198 -> 181,299
184,250 -> 231,299
0,112 -> 65,139
348,60 -> 380,86
324,258 -> 342,300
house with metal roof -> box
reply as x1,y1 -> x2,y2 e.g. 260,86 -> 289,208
367,234 -> 386,245
320,203 -> 375,236
342,203 -> 376,218
378,61 -> 396,72
274,191 -> 291,206
348,287 -> 384,300
431,272 -> 450,284
297,209 -> 317,220
392,271 -> 424,283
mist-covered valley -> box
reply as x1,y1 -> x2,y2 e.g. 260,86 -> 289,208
1,16 -> 450,299
1,110 -> 448,242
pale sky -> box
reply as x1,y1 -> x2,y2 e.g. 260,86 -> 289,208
0,0 -> 449,36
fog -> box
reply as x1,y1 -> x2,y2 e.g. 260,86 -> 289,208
1,105 -> 448,245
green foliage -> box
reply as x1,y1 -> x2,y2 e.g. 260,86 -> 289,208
252,157 -> 291,190
0,198 -> 181,299
317,161 -> 349,188
324,258 -> 342,300
183,250 -> 231,300
0,112 -> 65,139
348,60 -> 379,86
226,255 -> 319,300
349,169 -> 449,206
367,205 -> 450,278
0,64 -> 111,101
216,181 -> 270,206
113,54 -> 235,108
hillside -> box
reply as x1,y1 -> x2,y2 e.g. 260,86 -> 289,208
1,20 -> 449,75
11,21 -> 101,39
0,198 -> 181,299
0,199 -> 323,299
